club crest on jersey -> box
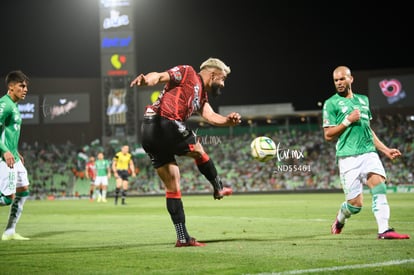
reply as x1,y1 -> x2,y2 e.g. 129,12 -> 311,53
173,71 -> 182,81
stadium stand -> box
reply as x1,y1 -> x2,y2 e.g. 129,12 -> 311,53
20,113 -> 413,199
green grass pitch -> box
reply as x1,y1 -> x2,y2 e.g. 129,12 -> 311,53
1,193 -> 413,274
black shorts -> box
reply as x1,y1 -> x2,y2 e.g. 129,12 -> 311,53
141,115 -> 197,168
116,170 -> 129,181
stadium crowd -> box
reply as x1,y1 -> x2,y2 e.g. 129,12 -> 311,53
21,113 -> 413,199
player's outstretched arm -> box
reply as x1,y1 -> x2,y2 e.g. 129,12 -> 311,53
200,103 -> 241,127
371,128 -> 402,160
130,72 -> 170,87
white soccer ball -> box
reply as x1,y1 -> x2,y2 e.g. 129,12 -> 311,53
250,136 -> 277,162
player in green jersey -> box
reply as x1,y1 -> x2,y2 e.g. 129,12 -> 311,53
94,152 -> 111,202
322,66 -> 409,239
0,70 -> 31,241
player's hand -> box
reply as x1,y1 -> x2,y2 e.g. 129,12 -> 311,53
387,148 -> 402,160
130,74 -> 147,87
3,151 -> 15,168
227,112 -> 242,126
348,109 -> 361,123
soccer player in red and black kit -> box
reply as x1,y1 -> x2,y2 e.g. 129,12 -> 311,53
130,58 -> 242,247
85,156 -> 97,202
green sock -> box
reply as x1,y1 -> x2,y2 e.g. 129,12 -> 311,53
0,195 -> 13,206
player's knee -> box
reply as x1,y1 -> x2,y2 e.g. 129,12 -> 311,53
186,151 -> 202,159
187,140 -> 205,159
194,139 -> 204,150
16,186 -> 29,193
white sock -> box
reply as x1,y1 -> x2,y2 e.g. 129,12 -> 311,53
4,194 -> 28,235
337,202 -> 351,224
372,194 -> 390,233
95,190 -> 101,199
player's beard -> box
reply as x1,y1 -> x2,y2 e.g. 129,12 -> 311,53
337,90 -> 347,97
337,85 -> 350,97
211,83 -> 221,97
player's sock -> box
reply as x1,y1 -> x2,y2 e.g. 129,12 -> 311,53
102,190 -> 107,200
166,192 -> 190,243
121,190 -> 127,204
371,182 -> 390,233
0,194 -> 13,206
4,191 -> 29,235
114,188 -> 120,204
337,202 -> 351,223
94,189 -> 101,200
337,202 -> 361,224
196,154 -> 222,191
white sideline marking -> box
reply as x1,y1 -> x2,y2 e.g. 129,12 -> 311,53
250,258 -> 414,275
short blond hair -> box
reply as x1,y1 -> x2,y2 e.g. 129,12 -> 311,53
200,57 -> 231,74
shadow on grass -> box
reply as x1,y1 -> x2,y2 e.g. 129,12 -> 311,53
30,230 -> 81,238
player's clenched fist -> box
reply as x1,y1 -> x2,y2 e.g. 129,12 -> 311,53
227,112 -> 242,125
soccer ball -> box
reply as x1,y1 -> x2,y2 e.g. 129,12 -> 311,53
250,136 -> 277,162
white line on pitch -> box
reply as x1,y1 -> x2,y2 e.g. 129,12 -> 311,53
247,258 -> 414,275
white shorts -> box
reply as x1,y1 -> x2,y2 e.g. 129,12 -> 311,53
94,176 -> 109,186
0,160 -> 30,196
338,152 -> 386,200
